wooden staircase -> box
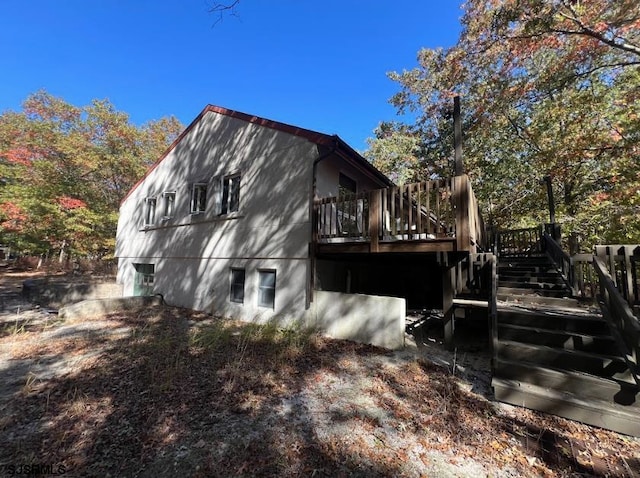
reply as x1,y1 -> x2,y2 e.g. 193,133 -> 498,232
491,254 -> 640,436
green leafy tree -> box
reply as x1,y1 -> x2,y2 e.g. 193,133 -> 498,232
366,0 -> 640,250
0,91 -> 183,258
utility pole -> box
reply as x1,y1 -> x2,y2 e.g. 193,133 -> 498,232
542,175 -> 555,224
453,95 -> 463,176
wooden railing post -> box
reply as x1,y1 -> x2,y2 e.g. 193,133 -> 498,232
369,189 -> 380,253
454,175 -> 471,252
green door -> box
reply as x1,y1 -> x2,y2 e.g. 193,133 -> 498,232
133,263 -> 155,296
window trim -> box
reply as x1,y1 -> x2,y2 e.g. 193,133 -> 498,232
144,196 -> 157,226
190,183 -> 208,215
161,191 -> 176,220
257,269 -> 276,310
229,267 -> 246,304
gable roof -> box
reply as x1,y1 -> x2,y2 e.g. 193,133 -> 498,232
121,104 -> 392,204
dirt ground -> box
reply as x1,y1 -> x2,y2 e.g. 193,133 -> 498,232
1,270 -> 640,477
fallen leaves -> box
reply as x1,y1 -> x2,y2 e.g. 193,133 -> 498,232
1,304 -> 639,477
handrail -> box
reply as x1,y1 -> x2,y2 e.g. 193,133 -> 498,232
489,253 -> 498,370
542,232 -> 575,294
313,175 -> 486,252
572,253 -> 597,299
595,245 -> 640,311
495,226 -> 542,257
594,256 -> 640,387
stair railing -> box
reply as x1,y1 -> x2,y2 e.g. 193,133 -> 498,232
489,253 -> 498,371
594,256 -> 640,387
495,226 -> 543,257
542,232 -> 575,294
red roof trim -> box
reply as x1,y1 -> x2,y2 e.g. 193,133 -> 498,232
120,104 -> 388,204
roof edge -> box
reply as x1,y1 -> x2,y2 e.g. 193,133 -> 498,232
120,105 -> 339,205
120,105 -> 392,205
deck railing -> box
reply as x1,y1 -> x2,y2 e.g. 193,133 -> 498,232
313,174 -> 486,253
594,255 -> 640,386
495,226 -> 542,256
594,245 -> 640,314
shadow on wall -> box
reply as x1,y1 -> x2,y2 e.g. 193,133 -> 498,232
115,112 -> 322,322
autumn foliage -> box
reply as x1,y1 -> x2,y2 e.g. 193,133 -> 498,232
367,0 -> 640,249
0,91 -> 183,257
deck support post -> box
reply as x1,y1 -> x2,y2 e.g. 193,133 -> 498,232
454,175 -> 470,252
442,261 -> 455,351
369,189 -> 381,253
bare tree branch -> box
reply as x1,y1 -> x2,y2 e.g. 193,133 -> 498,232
555,5 -> 640,58
209,1 -> 241,26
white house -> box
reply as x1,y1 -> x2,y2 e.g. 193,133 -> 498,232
115,105 -> 412,347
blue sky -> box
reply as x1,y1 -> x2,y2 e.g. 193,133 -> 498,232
0,1 -> 462,151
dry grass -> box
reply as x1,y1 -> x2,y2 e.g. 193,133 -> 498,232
1,305 -> 639,477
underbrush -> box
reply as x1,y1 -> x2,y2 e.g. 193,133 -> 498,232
1,306 -> 639,477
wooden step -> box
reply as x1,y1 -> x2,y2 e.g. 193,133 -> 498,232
498,270 -> 564,281
498,324 -> 618,355
496,340 -> 631,381
498,286 -> 570,299
498,262 -> 558,274
498,291 -> 589,308
497,306 -> 608,334
493,359 -> 639,404
492,377 -> 640,436
499,280 -> 568,290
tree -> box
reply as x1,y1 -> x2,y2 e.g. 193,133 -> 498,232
366,0 -> 640,250
0,91 -> 183,258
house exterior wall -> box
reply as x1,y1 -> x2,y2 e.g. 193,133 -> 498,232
116,110 -> 319,324
315,156 -> 384,197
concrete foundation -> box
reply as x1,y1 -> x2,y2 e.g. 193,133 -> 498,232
58,296 -> 163,320
313,291 -> 405,349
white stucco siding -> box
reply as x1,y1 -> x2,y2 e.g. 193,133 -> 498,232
118,256 -> 310,325
116,110 -> 318,262
115,110 -> 320,320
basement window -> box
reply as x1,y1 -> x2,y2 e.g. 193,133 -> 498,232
258,270 -> 276,309
230,268 -> 245,304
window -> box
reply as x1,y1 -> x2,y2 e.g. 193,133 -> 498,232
162,191 -> 175,219
258,270 -> 276,309
339,172 -> 357,196
133,263 -> 155,296
337,173 -> 360,235
230,268 -> 245,304
191,183 -> 207,214
221,174 -> 241,214
144,197 -> 157,226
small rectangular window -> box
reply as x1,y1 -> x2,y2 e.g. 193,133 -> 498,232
162,191 -> 175,218
258,270 -> 276,309
221,174 -> 241,214
133,263 -> 155,296
230,268 -> 245,304
144,197 -> 156,226
191,184 -> 207,214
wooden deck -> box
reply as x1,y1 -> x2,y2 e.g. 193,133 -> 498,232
313,174 -> 486,255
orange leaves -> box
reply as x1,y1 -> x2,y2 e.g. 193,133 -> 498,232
57,196 -> 87,211
0,201 -> 27,232
3,147 -> 33,166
